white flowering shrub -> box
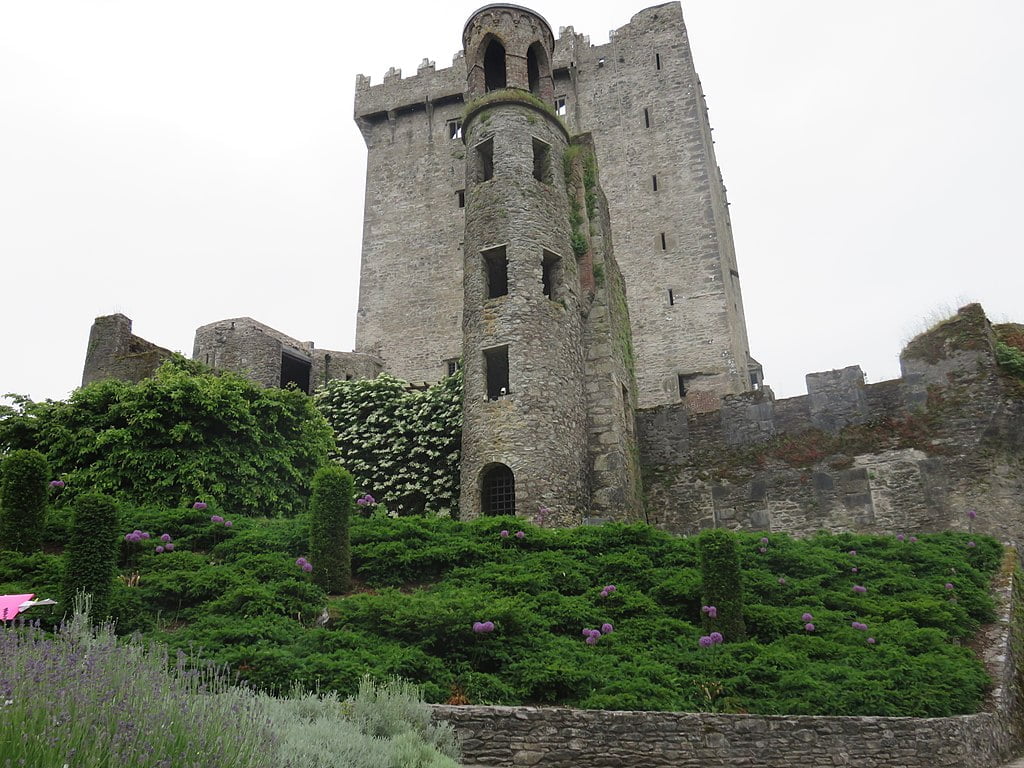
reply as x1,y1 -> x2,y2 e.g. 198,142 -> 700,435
314,371 -> 461,518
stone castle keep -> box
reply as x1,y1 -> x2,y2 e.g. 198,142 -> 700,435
82,3 -> 1024,538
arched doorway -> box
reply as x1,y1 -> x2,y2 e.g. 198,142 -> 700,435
484,38 -> 507,92
481,463 -> 515,516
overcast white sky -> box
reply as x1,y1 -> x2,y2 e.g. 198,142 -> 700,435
1,1 -> 1021,403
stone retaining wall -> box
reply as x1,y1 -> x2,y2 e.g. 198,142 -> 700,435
432,557 -> 1021,768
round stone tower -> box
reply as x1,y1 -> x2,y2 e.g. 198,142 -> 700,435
459,5 -> 589,525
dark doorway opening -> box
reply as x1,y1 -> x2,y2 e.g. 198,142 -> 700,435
484,39 -> 507,92
281,351 -> 311,393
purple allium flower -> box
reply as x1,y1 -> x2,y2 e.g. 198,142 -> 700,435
758,547 -> 767,554
967,509 -> 977,520
851,567 -> 859,573
760,537 -> 769,545
601,623 -> 614,635
302,562 -> 313,573
124,534 -> 133,542
852,585 -> 867,594
515,531 -> 525,539
852,622 -> 868,631
164,542 -> 174,552
709,632 -> 723,645
585,634 -> 598,645
296,557 -> 308,568
192,501 -> 207,510
945,582 -> 954,590
356,493 -> 376,507
140,531 -> 150,539
896,533 -> 905,542
801,612 -> 813,622
500,530 -> 509,538
474,622 -> 485,633
778,577 -> 787,585
967,541 -> 976,548
909,536 -> 918,543
155,546 -> 165,554
707,606 -> 718,619
224,520 -> 233,527
698,635 -> 713,648
701,605 -> 709,614
160,533 -> 172,543
49,480 -> 65,488
848,550 -> 857,556
606,585 -> 616,593
582,628 -> 592,637
804,623 -> 815,632
588,629 -> 601,639
867,637 -> 876,644
210,515 -> 224,524
481,621 -> 494,633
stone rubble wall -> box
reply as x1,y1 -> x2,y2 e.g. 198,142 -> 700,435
82,314 -> 174,386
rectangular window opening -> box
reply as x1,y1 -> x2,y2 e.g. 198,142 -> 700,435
457,189 -> 465,208
482,246 -> 508,299
652,174 -> 659,192
448,119 -> 462,140
555,96 -> 567,116
476,138 -> 494,182
660,232 -> 667,250
532,137 -> 551,183
677,374 -> 687,398
484,345 -> 510,400
281,351 -> 312,393
667,288 -> 675,306
446,359 -> 460,376
643,108 -> 650,128
655,53 -> 662,70
730,268 -> 739,278
541,250 -> 563,300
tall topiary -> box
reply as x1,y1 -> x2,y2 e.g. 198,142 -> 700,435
63,492 -> 119,620
309,465 -> 354,594
698,528 -> 746,642
0,449 -> 49,553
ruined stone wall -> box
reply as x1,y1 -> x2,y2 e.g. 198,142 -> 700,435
556,3 -> 753,410
433,559 -> 1022,767
638,305 -> 1024,540
82,314 -> 173,386
192,317 -> 382,394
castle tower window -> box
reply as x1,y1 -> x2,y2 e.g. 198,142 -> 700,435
482,246 -> 508,298
484,345 -> 510,400
481,463 -> 515,516
446,358 -> 460,377
484,38 -> 507,92
644,108 -> 651,128
532,138 -> 551,183
476,138 -> 494,182
652,174 -> 659,192
527,44 -> 541,96
660,232 -> 667,250
541,250 -> 563,300
655,53 -> 662,70
667,288 -> 675,306
457,189 -> 465,208
281,350 -> 311,393
448,119 -> 462,140
555,96 -> 567,116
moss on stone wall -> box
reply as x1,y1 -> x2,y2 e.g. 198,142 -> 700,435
902,304 -> 992,363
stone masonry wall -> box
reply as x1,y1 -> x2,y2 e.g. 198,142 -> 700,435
82,314 -> 174,386
432,558 -> 1022,767
637,305 -> 1024,540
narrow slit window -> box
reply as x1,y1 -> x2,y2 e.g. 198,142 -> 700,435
667,288 -> 675,306
484,345 -> 510,400
660,232 -> 667,250
448,119 -> 462,140
457,189 -> 465,208
532,138 -> 551,183
677,374 -> 687,398
555,96 -> 567,116
644,108 -> 651,128
652,174 -> 659,192
655,53 -> 662,70
477,138 -> 494,182
541,250 -> 563,300
446,359 -> 459,376
482,246 -> 508,298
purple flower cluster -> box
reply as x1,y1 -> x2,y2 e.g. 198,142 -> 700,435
699,632 -> 724,648
967,541 -> 977,548
600,584 -> 617,598
582,624 -> 614,645
778,577 -> 787,585
851,621 -> 868,631
848,550 -> 857,556
533,506 -> 549,526
701,605 -> 718,619
499,530 -> 525,539
852,585 -> 867,594
472,621 -> 495,634
209,515 -> 232,527
804,623 -> 816,632
967,509 -> 977,521
945,582 -> 955,590
801,612 -> 813,622
866,637 -> 876,644
295,557 -> 313,573
356,494 -> 376,507
192,501 -> 207,510
49,479 -> 65,489
123,529 -> 152,544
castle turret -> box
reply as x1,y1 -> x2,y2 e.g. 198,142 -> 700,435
458,5 -> 589,524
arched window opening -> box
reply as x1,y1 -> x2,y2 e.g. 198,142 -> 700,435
527,43 -> 549,98
484,39 -> 507,92
481,464 -> 515,516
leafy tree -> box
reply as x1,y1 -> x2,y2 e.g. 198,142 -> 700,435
0,449 -> 49,553
315,371 -> 461,517
1,357 -> 333,517
309,464 -> 354,593
63,492 -> 119,618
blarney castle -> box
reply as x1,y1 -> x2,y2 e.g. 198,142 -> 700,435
83,3 -> 1024,540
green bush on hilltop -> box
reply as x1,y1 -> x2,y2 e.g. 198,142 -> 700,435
0,448 -> 49,553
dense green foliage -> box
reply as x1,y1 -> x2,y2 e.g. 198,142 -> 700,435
0,449 -> 49,553
314,372 -> 461,517
996,341 -> 1024,379
63,492 -> 119,619
0,358 -> 333,516
699,528 -> 746,641
309,465 -> 354,593
1,510 -> 1001,717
